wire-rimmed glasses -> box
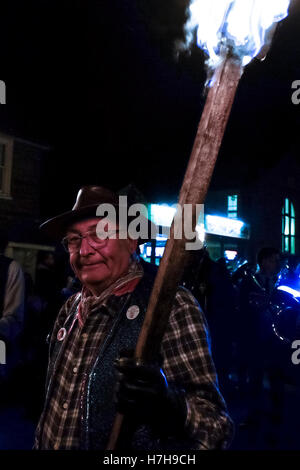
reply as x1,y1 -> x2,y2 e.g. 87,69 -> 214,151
62,228 -> 121,253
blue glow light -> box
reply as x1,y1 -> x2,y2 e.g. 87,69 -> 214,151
156,233 -> 168,242
225,250 -> 238,260
278,285 -> 300,298
146,246 -> 152,257
156,246 -> 165,257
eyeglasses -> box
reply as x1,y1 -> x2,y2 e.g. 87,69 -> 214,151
62,228 -> 122,253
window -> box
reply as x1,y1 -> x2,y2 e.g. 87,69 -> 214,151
227,195 -> 238,219
282,198 -> 296,254
0,135 -> 13,197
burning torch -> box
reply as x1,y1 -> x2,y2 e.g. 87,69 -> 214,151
107,0 -> 290,449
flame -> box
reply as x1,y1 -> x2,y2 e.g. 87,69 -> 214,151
185,0 -> 290,67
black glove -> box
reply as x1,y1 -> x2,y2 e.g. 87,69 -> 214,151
114,354 -> 187,438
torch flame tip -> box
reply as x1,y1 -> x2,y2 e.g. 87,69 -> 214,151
184,0 -> 290,70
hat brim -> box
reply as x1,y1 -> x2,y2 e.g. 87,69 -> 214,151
39,204 -> 157,244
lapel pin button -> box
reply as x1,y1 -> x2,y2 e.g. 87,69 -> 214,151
57,327 -> 67,341
126,305 -> 140,320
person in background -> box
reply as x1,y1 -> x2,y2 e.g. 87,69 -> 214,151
0,229 -> 25,386
182,248 -> 236,400
35,251 -> 63,335
60,275 -> 81,302
255,247 -> 281,295
20,251 -> 62,418
237,247 -> 283,444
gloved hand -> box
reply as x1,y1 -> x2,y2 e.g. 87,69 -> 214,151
114,354 -> 187,438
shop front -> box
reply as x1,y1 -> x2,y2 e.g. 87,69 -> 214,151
139,204 -> 250,267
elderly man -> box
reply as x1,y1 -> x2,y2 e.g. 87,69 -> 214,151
34,186 -> 233,450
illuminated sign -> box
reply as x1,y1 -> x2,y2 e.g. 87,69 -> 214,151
205,215 -> 249,239
149,204 -> 176,228
148,204 -> 249,240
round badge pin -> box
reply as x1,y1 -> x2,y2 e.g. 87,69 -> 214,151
57,327 -> 67,341
126,305 -> 140,320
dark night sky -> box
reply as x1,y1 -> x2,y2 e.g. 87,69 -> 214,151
0,0 -> 299,218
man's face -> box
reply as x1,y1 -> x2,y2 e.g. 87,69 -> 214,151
66,217 -> 137,294
45,253 -> 55,268
261,253 -> 281,277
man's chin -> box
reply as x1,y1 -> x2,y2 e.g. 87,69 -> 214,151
79,264 -> 108,284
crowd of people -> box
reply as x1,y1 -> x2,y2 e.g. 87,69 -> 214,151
184,246 -> 300,447
0,188 -> 300,449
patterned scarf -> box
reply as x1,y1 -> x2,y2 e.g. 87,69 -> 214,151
77,254 -> 144,326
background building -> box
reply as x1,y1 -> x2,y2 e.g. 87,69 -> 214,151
208,149 -> 300,263
0,131 -> 52,280
139,150 -> 300,267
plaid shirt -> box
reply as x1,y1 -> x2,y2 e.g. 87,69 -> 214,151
34,260 -> 233,450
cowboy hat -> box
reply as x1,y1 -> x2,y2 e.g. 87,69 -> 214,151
39,185 -> 157,243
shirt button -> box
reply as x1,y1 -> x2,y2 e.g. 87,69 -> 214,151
62,402 -> 68,410
73,367 -> 78,374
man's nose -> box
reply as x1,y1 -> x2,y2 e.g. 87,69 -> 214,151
79,236 -> 94,256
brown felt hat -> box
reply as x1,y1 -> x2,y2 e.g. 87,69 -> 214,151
39,185 -> 157,243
